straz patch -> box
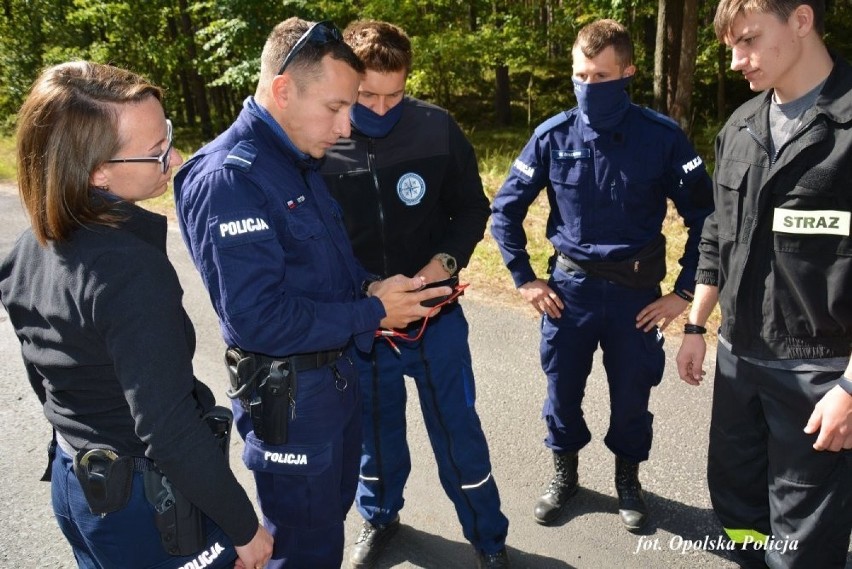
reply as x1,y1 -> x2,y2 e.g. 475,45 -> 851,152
397,172 -> 426,206
772,208 -> 851,236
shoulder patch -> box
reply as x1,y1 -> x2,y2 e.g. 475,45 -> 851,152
534,111 -> 572,137
223,141 -> 258,172
213,209 -> 274,249
638,107 -> 680,130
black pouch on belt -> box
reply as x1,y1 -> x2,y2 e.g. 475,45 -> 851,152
73,449 -> 134,515
560,234 -> 666,289
256,359 -> 295,445
143,471 -> 205,556
204,405 -> 233,463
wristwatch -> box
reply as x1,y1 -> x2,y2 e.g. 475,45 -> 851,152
433,253 -> 458,276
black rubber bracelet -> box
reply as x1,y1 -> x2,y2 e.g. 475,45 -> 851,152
839,376 -> 852,396
683,323 -> 707,334
673,289 -> 693,302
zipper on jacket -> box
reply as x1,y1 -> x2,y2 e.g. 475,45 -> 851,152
367,138 -> 391,276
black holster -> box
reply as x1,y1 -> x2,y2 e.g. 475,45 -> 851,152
73,449 -> 133,516
225,348 -> 296,445
143,471 -> 205,556
143,405 -> 234,556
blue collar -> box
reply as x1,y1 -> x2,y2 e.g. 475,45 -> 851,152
244,96 -> 316,168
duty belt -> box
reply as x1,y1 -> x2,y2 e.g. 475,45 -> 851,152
287,349 -> 343,372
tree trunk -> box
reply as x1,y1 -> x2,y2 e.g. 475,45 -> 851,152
177,0 -> 212,138
653,0 -> 667,111
494,64 -> 511,125
671,0 -> 698,132
665,0 -> 684,114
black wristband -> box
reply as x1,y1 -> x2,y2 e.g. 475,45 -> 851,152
673,289 -> 693,302
839,376 -> 852,396
683,323 -> 707,335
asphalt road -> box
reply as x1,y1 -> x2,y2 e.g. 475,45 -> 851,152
0,183 -> 846,569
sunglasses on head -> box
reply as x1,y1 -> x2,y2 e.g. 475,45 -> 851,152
276,20 -> 343,76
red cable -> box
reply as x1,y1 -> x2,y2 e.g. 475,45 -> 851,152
375,283 -> 469,354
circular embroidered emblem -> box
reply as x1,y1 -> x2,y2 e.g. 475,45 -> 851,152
397,173 -> 426,206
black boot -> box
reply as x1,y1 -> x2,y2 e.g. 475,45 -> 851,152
615,456 -> 647,531
533,451 -> 578,525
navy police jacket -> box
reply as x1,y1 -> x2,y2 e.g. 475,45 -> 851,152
491,104 -> 713,293
174,98 -> 384,356
321,97 -> 490,278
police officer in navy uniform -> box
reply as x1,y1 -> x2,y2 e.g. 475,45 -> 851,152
491,19 -> 713,531
174,17 -> 450,569
321,21 -> 510,569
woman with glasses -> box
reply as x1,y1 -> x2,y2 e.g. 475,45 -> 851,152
0,61 -> 272,568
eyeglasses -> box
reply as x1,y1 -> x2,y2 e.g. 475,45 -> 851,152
106,119 -> 173,174
276,21 -> 343,75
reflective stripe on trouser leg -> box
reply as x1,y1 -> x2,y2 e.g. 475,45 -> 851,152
353,343 -> 411,526
412,306 -> 509,554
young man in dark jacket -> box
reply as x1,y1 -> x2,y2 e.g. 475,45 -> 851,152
677,2 -> 852,567
321,20 -> 510,569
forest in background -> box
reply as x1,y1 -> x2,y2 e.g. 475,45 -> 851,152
2,0 -> 852,145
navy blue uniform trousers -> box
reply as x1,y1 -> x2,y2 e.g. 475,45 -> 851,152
542,266 -> 665,463
234,355 -> 361,569
51,447 -> 236,569
355,304 -> 509,554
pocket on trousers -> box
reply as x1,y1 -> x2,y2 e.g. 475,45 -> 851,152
242,432 -> 332,476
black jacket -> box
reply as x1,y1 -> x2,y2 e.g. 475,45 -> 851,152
0,200 -> 258,545
698,56 -> 852,359
321,97 -> 490,278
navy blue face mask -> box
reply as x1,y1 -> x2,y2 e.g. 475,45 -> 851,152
572,75 -> 633,131
350,101 -> 404,138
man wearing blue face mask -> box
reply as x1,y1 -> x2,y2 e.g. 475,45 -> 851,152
321,20 -> 510,569
491,19 -> 713,531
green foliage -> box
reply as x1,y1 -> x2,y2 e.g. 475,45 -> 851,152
2,0 -> 851,139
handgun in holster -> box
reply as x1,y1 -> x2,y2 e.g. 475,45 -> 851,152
143,471 -> 204,556
224,347 -> 296,445
142,405 -> 234,556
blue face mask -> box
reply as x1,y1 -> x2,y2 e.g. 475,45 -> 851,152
350,100 -> 404,138
572,75 -> 633,131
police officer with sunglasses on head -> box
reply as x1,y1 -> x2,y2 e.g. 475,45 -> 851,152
174,17 -> 451,569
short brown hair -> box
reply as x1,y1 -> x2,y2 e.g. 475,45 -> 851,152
343,20 -> 413,76
259,17 -> 365,91
15,61 -> 162,244
573,19 -> 634,68
714,0 -> 826,41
